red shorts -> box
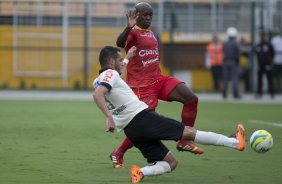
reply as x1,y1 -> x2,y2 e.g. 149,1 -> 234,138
131,75 -> 183,109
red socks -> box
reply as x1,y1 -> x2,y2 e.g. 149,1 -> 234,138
117,137 -> 134,153
181,98 -> 198,127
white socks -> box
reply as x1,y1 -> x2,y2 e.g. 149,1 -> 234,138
139,131 -> 238,176
140,161 -> 171,176
194,130 -> 238,148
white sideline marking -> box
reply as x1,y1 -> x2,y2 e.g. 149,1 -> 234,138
248,120 -> 282,128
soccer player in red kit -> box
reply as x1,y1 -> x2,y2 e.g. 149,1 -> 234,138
110,2 -> 203,168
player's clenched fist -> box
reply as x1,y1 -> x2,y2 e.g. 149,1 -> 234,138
126,46 -> 137,60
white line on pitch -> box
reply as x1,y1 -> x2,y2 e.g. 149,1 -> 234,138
248,120 -> 282,128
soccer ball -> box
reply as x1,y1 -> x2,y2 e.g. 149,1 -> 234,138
249,130 -> 273,153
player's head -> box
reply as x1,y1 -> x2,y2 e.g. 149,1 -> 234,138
99,46 -> 124,74
135,2 -> 153,29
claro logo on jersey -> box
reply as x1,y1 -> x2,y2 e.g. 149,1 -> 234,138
139,49 -> 158,57
102,70 -> 113,83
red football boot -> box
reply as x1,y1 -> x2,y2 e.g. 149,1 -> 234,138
176,140 -> 204,154
110,149 -> 124,168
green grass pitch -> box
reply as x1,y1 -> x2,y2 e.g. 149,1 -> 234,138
0,99 -> 281,184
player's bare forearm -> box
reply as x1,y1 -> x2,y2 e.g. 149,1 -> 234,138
119,46 -> 136,79
116,10 -> 138,48
93,87 -> 115,132
93,87 -> 111,119
126,46 -> 136,60
116,26 -> 132,48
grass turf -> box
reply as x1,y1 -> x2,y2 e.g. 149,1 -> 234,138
0,100 -> 281,184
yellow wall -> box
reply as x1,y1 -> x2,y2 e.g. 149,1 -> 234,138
0,25 -> 120,89
0,25 -> 211,90
192,69 -> 213,91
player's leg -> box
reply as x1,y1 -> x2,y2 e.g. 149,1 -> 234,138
217,65 -> 223,91
124,110 -> 184,182
110,88 -> 158,168
129,141 -> 177,183
126,138 -> 176,182
130,149 -> 176,183
256,67 -> 263,97
222,63 -> 229,98
167,82 -> 198,127
266,69 -> 275,98
275,64 -> 282,92
211,66 -> 220,91
128,109 -> 246,182
160,77 -> 204,154
110,137 -> 133,168
142,109 -> 246,151
182,124 -> 246,151
231,62 -> 240,98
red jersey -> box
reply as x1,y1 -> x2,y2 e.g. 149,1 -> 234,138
125,25 -> 162,87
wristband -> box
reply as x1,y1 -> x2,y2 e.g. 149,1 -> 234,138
122,58 -> 129,64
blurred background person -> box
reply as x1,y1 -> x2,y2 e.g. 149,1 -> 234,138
239,36 -> 251,93
271,28 -> 282,94
255,31 -> 275,98
205,34 -> 223,92
222,27 -> 241,99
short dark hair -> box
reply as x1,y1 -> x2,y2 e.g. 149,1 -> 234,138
99,46 -> 120,67
135,2 -> 153,15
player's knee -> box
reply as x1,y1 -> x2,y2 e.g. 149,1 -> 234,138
186,95 -> 198,104
172,158 -> 178,171
168,157 -> 178,171
164,152 -> 178,171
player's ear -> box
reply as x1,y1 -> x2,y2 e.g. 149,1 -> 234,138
109,58 -> 115,66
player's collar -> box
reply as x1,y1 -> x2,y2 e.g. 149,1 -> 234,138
99,68 -> 112,74
134,25 -> 148,31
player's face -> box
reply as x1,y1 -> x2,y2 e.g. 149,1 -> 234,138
114,52 -> 124,75
137,9 -> 153,29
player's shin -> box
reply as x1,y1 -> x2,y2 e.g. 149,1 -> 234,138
194,130 -> 238,148
118,137 -> 134,153
181,98 -> 198,127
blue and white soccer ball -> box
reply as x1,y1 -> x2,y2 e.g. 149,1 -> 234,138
249,130 -> 273,153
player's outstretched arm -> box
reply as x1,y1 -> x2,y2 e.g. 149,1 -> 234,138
93,86 -> 115,132
116,10 -> 138,48
124,46 -> 136,63
120,46 -> 136,79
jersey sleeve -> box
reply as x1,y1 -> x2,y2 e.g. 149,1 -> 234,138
99,70 -> 119,91
125,30 -> 135,51
93,78 -> 100,89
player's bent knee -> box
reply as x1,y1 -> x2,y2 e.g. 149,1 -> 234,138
166,157 -> 178,171
170,158 -> 178,171
187,95 -> 198,103
164,152 -> 178,171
